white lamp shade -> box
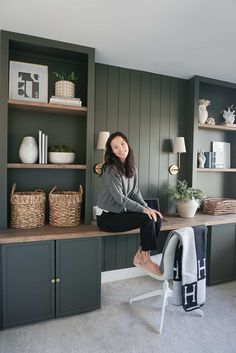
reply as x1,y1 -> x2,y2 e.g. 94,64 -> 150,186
96,131 -> 110,150
173,137 -> 186,153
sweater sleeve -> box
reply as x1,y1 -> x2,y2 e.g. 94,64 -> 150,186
129,169 -> 148,207
103,167 -> 145,213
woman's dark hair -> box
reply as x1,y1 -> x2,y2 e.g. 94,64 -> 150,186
102,131 -> 135,177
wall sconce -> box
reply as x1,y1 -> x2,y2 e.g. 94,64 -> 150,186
169,137 -> 186,175
94,131 -> 110,175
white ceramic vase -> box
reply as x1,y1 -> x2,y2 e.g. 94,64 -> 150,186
19,136 -> 38,163
176,199 -> 198,218
198,104 -> 208,124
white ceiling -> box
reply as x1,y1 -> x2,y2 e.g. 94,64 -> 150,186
1,0 -> 236,83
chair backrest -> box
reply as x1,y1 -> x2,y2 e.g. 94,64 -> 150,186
145,198 -> 160,211
161,234 -> 179,279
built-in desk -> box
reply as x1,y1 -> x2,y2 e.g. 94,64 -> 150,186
0,213 -> 235,329
0,213 -> 236,244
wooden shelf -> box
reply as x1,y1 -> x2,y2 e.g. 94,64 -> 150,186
8,99 -> 87,116
198,123 -> 236,132
197,168 -> 236,172
7,163 -> 86,170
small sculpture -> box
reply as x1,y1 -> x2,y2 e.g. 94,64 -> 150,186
198,151 -> 206,168
198,99 -> 211,124
206,117 -> 215,125
222,105 -> 235,125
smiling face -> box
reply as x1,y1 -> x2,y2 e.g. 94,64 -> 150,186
110,135 -> 129,162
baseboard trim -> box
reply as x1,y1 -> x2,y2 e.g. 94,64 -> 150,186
101,267 -> 146,283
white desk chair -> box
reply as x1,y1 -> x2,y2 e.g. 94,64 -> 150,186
129,235 -> 179,334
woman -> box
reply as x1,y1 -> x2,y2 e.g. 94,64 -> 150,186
97,131 -> 163,275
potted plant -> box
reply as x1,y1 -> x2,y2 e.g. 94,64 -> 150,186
53,71 -> 78,98
48,144 -> 75,164
168,180 -> 206,218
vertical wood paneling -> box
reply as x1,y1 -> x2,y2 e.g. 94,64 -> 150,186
118,68 -> 130,135
139,72 -> 151,197
159,76 -> 171,211
94,63 -> 186,271
129,70 -> 141,169
93,64 -> 108,204
149,74 -> 161,198
107,66 -> 119,132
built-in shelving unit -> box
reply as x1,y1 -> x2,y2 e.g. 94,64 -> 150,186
0,30 -> 95,229
187,75 -> 236,199
198,123 -> 236,132
197,168 -> 236,172
7,163 -> 86,169
8,99 -> 87,116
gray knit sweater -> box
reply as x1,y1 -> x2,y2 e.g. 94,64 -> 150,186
97,166 -> 148,213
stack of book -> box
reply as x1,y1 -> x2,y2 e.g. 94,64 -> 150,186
38,130 -> 48,164
203,152 -> 216,168
49,96 -> 82,107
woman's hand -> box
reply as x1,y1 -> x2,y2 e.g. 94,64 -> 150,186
143,208 -> 163,221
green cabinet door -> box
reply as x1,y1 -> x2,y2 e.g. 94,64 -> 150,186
2,241 -> 55,328
56,237 -> 102,317
207,224 -> 236,285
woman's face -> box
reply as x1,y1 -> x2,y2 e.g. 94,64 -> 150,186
110,135 -> 129,162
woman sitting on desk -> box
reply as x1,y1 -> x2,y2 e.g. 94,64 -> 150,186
97,131 -> 163,275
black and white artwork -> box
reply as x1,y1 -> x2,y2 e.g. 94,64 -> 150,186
9,61 -> 48,102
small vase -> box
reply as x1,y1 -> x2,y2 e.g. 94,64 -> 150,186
19,136 -> 38,163
199,104 -> 208,124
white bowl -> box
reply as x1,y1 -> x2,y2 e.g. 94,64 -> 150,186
49,152 -> 75,164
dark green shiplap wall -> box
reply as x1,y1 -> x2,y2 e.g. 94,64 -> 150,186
93,64 -> 187,271
93,64 -> 186,212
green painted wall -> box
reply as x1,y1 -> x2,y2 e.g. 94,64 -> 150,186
93,64 -> 187,214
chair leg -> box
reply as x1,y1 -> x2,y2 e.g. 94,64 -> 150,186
129,280 -> 173,334
158,280 -> 173,334
129,289 -> 163,304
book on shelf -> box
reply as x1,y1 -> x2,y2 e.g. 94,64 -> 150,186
49,96 -> 82,106
212,141 -> 231,169
203,151 -> 216,168
38,130 -> 48,164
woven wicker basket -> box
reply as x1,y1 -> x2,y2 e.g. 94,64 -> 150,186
203,198 -> 236,215
49,185 -> 83,227
10,184 -> 46,229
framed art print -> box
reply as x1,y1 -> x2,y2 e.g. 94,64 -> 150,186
9,61 -> 48,102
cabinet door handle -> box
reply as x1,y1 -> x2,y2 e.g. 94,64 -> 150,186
51,278 -> 56,283
56,278 -> 61,283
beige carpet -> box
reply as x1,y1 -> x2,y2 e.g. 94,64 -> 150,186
0,276 -> 236,353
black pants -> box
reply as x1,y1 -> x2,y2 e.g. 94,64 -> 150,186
97,211 -> 161,251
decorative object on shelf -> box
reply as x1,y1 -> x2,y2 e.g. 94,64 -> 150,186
198,99 -> 210,124
9,61 -> 48,102
203,197 -> 236,215
168,180 -> 206,218
38,130 -> 48,164
48,145 -> 75,164
53,71 -> 78,99
206,117 -> 215,125
222,105 -> 235,125
212,141 -> 230,169
198,150 -> 206,168
19,136 -> 38,163
49,96 -> 82,106
94,131 -> 110,175
10,183 -> 45,229
169,137 -> 186,175
49,185 -> 83,227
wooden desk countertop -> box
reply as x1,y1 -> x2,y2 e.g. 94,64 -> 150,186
0,213 -> 236,244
